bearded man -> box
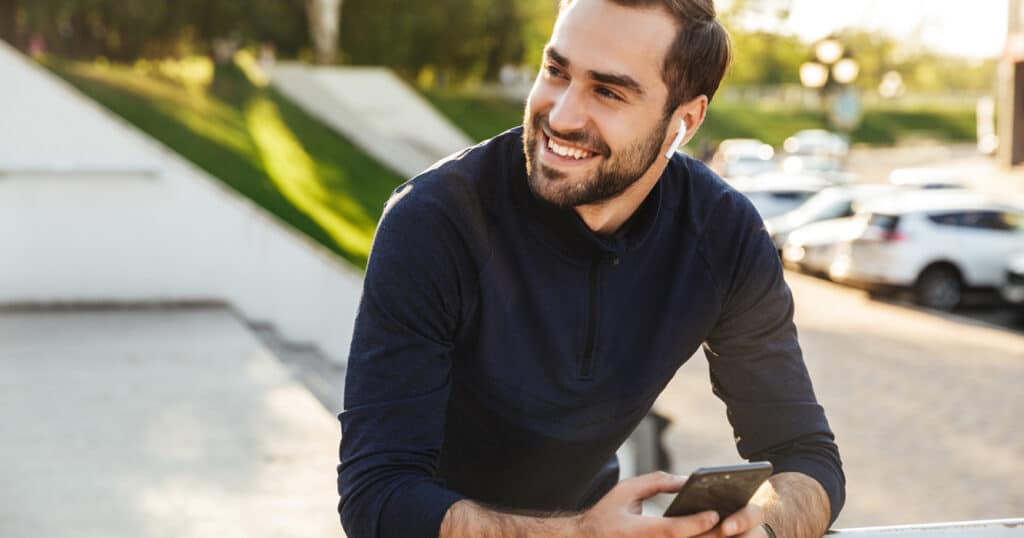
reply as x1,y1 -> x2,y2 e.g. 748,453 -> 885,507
338,1 -> 844,537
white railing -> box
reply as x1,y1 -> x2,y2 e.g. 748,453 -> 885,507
830,519 -> 1024,537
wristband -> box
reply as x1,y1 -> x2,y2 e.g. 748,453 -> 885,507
761,522 -> 778,538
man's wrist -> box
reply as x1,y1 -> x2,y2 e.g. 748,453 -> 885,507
441,499 -> 584,538
761,522 -> 778,538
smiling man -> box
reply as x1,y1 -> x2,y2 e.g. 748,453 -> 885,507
338,1 -> 844,537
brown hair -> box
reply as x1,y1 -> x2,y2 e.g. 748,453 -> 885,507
560,0 -> 732,114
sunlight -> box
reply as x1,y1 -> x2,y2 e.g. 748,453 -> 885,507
233,50 -> 270,88
245,99 -> 374,259
156,56 -> 215,92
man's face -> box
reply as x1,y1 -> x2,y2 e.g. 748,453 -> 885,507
523,0 -> 677,208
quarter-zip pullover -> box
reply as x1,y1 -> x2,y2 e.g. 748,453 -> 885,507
338,127 -> 844,538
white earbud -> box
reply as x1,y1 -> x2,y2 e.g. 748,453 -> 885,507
665,118 -> 688,159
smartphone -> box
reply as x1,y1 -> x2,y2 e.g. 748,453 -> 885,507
663,462 -> 773,519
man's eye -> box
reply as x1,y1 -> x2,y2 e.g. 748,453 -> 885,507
596,87 -> 622,101
545,65 -> 565,78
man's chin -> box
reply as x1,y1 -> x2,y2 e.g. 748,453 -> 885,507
528,167 -> 590,208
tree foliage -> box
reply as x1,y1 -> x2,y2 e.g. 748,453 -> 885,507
0,0 -> 996,92
339,0 -> 536,83
6,0 -> 308,60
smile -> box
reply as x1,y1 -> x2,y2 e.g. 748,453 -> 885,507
545,134 -> 597,160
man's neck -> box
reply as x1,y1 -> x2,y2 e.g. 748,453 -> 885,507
573,161 -> 666,236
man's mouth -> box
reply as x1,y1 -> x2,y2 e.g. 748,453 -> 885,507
543,132 -> 598,161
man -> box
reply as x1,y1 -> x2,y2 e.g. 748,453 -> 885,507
338,0 -> 844,537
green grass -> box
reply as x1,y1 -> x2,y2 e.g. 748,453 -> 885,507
48,59 -> 404,269
853,108 -> 976,146
695,104 -> 823,148
420,89 -> 976,150
421,89 -> 526,142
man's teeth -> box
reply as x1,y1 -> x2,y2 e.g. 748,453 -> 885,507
547,138 -> 593,159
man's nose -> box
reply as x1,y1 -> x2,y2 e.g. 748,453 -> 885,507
547,85 -> 588,134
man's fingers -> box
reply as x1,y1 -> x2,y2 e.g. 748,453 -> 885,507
659,510 -> 721,536
720,503 -> 764,536
617,471 -> 687,500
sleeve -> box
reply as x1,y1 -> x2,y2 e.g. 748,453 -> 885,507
337,183 -> 476,538
699,191 -> 846,525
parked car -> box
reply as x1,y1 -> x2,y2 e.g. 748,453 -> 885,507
766,184 -> 901,251
1000,252 -> 1024,309
783,129 -> 849,158
829,190 -> 1024,310
781,217 -> 863,275
711,138 -> 777,179
888,167 -> 969,190
731,173 -> 832,219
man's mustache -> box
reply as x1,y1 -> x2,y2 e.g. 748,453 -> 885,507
533,115 -> 610,157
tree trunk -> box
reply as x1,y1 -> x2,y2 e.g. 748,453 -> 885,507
0,0 -> 18,49
305,0 -> 342,65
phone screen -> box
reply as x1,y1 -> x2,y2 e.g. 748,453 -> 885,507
663,462 -> 773,519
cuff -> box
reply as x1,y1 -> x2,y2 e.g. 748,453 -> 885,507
380,479 -> 466,538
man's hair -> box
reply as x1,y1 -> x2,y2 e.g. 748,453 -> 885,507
559,0 -> 732,114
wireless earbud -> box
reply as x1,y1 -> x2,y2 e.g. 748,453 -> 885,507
665,118 -> 688,159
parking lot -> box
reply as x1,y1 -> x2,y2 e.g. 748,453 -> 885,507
653,269 -> 1024,528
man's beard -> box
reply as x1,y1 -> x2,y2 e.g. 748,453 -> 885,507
523,112 -> 670,208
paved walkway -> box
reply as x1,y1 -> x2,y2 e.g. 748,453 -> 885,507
0,307 -> 343,538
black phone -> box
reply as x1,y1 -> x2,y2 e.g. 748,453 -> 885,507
663,462 -> 773,519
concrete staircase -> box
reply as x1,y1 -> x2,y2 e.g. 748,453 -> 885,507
271,64 -> 474,178
0,41 -> 363,364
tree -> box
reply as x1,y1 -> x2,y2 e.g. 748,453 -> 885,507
0,0 -> 17,47
305,0 -> 341,64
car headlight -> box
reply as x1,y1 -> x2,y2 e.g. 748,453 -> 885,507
783,244 -> 806,262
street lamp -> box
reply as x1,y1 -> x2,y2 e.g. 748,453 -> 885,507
832,58 -> 860,85
799,36 -> 861,131
815,38 -> 844,65
799,62 -> 829,89
799,36 -> 859,90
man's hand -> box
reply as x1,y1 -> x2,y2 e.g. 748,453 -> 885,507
578,471 -> 722,537
441,471 -> 721,538
441,471 -> 763,538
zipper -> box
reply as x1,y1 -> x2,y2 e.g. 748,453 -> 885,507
579,258 -> 601,378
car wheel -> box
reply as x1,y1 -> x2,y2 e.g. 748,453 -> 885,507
915,265 -> 962,311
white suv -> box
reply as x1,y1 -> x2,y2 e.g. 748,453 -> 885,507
829,190 -> 1024,310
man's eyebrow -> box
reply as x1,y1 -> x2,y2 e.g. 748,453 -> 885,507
545,46 -> 570,67
588,70 -> 645,97
545,46 -> 645,97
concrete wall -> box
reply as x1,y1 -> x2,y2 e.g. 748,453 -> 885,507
0,41 -> 362,363
271,64 -> 474,178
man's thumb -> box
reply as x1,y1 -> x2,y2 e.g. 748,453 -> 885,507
619,471 -> 687,500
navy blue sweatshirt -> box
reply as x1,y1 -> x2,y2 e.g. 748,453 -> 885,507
338,127 -> 844,538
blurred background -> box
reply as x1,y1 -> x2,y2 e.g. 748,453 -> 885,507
1,1 -> 1022,537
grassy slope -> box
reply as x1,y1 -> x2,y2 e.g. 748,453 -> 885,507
422,89 -> 975,149
421,90 -> 527,143
49,60 -> 404,269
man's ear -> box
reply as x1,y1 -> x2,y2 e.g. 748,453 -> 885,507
671,94 -> 709,146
